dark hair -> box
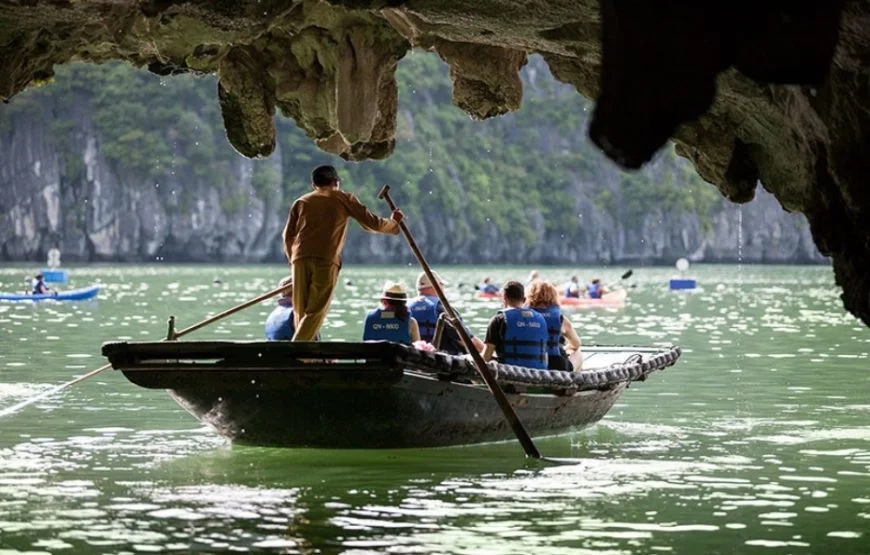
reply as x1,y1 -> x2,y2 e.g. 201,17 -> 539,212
312,165 -> 339,186
502,280 -> 524,302
382,298 -> 409,321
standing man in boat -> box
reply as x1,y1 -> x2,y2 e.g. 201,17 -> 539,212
480,281 -> 549,369
409,271 -> 484,354
283,165 -> 404,341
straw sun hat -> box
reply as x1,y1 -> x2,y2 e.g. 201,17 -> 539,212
415,271 -> 448,290
380,281 -> 409,301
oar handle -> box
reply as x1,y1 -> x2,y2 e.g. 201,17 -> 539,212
378,185 -> 541,459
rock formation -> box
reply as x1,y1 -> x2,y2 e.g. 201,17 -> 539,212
0,0 -> 867,324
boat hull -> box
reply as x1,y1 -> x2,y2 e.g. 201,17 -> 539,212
166,372 -> 627,448
102,340 -> 680,449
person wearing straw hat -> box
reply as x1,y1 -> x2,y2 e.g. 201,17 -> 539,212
264,276 -> 296,340
362,281 -> 420,345
409,271 -> 484,354
283,165 -> 404,342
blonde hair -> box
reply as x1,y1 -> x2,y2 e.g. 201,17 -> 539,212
526,280 -> 559,308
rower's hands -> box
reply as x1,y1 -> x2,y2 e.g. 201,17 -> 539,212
391,209 -> 405,224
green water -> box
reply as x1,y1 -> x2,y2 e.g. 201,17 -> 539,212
0,264 -> 868,554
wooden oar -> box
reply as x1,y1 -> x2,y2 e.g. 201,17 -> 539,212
0,283 -> 291,419
379,185 -> 542,459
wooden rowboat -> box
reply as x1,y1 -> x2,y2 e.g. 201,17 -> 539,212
101,341 -> 680,449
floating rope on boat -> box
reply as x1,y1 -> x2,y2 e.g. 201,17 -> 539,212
394,345 -> 682,391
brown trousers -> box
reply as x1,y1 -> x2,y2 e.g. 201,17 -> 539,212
291,258 -> 340,341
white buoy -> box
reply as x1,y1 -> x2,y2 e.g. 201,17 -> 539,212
675,257 -> 690,272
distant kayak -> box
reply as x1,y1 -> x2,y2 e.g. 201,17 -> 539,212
0,285 -> 100,302
475,291 -> 501,300
560,288 -> 627,309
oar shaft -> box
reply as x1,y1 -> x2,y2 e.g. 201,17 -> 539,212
379,185 -> 541,459
174,285 -> 288,339
0,283 -> 291,419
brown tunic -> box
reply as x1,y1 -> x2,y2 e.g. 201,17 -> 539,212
283,187 -> 399,266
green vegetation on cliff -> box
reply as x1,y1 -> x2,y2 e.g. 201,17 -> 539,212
0,51 -> 725,260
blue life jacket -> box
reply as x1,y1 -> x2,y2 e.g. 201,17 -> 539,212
265,304 -> 295,340
479,283 -> 500,294
587,282 -> 602,299
500,307 -> 548,369
409,295 -> 439,342
363,308 -> 412,345
532,304 -> 562,357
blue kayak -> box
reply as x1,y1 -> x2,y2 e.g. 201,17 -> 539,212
0,285 -> 100,302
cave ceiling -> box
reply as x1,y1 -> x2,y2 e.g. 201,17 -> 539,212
1,0 -> 868,326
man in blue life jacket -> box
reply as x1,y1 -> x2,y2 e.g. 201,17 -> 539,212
265,276 -> 296,340
480,280 -> 548,369
409,271 -> 484,354
31,273 -> 51,295
564,275 -> 581,298
587,278 -> 607,299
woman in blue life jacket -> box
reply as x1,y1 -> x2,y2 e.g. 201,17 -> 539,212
480,280 -> 550,370
265,275 -> 296,340
527,280 -> 583,370
362,281 -> 420,345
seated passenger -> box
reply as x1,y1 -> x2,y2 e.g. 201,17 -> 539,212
363,281 -> 420,345
32,273 -> 51,295
478,277 -> 500,294
481,281 -> 548,369
563,275 -> 581,298
587,278 -> 607,299
526,280 -> 583,371
265,276 -> 296,340
409,271 -> 484,354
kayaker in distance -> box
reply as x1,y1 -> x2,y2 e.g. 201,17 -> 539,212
587,278 -> 608,299
480,281 -> 549,369
282,165 -> 404,341
31,273 -> 51,295
526,270 -> 540,286
563,275 -> 581,298
362,282 -> 420,345
478,277 -> 500,294
264,276 -> 295,340
410,271 -> 484,354
526,280 -> 583,371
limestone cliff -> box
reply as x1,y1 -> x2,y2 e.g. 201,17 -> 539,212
0,57 -> 822,265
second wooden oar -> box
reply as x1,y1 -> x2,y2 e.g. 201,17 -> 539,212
379,184 -> 542,459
